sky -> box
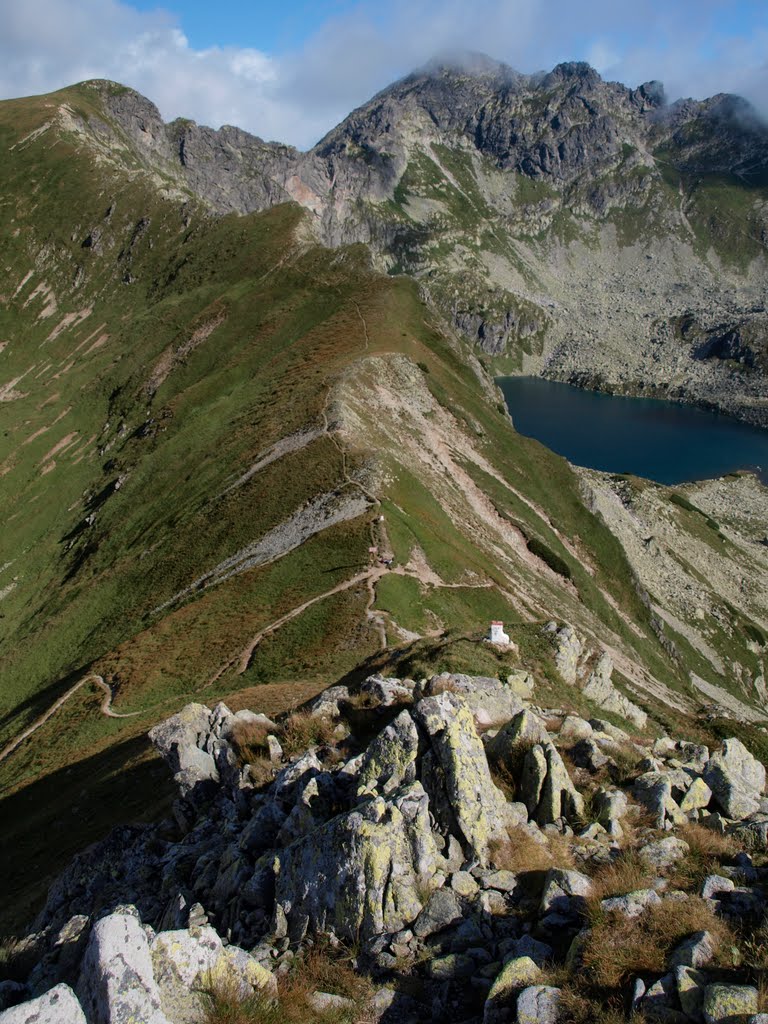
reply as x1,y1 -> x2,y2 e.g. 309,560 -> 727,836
1,0 -> 767,150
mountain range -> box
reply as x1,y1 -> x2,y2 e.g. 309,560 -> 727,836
0,54 -> 767,932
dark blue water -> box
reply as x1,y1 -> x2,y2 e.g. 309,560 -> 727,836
498,377 -> 768,486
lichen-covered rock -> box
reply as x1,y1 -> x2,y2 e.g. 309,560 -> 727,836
273,782 -> 440,945
594,787 -> 628,835
518,740 -> 583,826
516,984 -> 561,1024
676,965 -> 707,1021
669,931 -> 717,969
704,739 -> 766,821
601,888 -> 661,918
681,778 -> 713,813
150,925 -> 226,1022
413,888 -> 463,938
148,703 -> 220,801
634,772 -> 687,829
559,716 -> 593,742
540,869 -> 592,916
361,674 -> 415,706
417,673 -> 524,729
638,836 -> 690,871
506,671 -> 535,700
413,693 -> 508,862
487,711 -> 549,765
0,985 -> 86,1024
308,685 -> 350,717
357,709 -> 419,796
702,983 -> 758,1023
484,958 -> 541,1024
206,946 -> 276,1000
77,911 -> 170,1024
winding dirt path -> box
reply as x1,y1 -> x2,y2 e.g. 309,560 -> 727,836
0,674 -> 141,766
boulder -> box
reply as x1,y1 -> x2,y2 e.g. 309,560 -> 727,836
594,787 -> 628,835
702,983 -> 758,1024
701,875 -> 735,900
413,889 -> 464,938
540,869 -> 592,916
0,985 -> 86,1024
506,671 -> 535,700
581,652 -> 647,729
634,772 -> 687,829
419,674 -> 524,729
543,623 -> 583,684
681,778 -> 713,814
675,966 -> 707,1022
532,743 -> 585,826
487,711 -> 550,763
148,703 -> 219,801
413,693 -> 508,862
362,674 -> 415,707
669,931 -> 717,969
704,739 -> 766,821
484,958 -> 541,1024
638,837 -> 690,871
568,738 -> 609,772
601,889 -> 661,918
559,716 -> 593,743
77,911 -> 170,1024
273,782 -> 441,945
308,685 -> 350,717
516,985 -> 561,1024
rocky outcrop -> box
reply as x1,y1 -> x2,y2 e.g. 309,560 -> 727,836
542,623 -> 647,729
8,675 -> 768,1024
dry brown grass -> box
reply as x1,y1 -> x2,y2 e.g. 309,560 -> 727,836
201,943 -> 373,1024
589,851 -> 656,900
557,986 -> 647,1024
582,896 -> 734,989
489,825 -> 574,874
229,720 -> 271,765
281,712 -> 338,756
670,823 -> 739,892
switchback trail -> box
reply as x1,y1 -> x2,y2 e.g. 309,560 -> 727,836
0,674 -> 142,766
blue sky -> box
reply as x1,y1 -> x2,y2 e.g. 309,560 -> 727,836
1,0 -> 767,148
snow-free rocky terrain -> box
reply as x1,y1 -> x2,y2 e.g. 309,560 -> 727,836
4,668 -> 768,1023
0,55 -> 767,1021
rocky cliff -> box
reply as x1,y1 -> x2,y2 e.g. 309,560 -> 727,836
83,57 -> 768,424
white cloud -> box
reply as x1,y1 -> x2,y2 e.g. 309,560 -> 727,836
0,0 -> 766,150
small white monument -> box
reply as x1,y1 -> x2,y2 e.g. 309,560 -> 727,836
488,620 -> 510,645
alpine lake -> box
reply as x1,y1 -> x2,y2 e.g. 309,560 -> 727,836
498,376 -> 768,486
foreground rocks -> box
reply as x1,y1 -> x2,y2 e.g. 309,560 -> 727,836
4,661 -> 768,1024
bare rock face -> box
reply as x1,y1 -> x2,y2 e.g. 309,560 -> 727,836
704,738 -> 766,820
